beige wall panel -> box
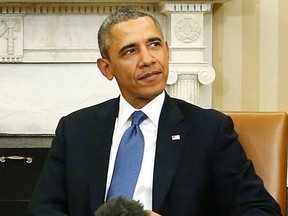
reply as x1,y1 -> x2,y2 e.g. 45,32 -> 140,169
212,0 -> 288,113
241,0 -> 260,111
221,0 -> 242,111
259,0 -> 279,111
212,4 -> 224,111
278,0 -> 288,111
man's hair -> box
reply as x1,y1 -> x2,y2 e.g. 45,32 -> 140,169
95,196 -> 148,216
97,7 -> 164,59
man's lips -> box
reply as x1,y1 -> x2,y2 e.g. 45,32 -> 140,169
138,71 -> 162,80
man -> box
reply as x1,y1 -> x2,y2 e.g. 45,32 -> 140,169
27,7 -> 281,216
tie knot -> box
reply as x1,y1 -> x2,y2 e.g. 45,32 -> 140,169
131,111 -> 147,126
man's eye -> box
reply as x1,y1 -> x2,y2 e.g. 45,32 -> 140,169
150,41 -> 161,48
125,49 -> 136,55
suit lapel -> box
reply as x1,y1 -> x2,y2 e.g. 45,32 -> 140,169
152,95 -> 187,211
88,98 -> 119,212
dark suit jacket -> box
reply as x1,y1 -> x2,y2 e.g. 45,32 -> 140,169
27,94 -> 281,216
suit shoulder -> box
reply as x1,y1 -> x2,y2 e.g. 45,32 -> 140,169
170,97 -> 227,120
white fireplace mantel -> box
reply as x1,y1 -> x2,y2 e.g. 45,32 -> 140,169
0,0 -> 230,134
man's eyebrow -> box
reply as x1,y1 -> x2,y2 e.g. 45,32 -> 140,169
148,37 -> 163,43
118,37 -> 163,56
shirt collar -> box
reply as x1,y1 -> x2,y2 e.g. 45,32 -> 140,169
118,91 -> 165,128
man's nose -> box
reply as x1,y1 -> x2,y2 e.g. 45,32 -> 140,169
139,47 -> 155,66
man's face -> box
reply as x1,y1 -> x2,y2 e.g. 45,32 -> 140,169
97,16 -> 169,108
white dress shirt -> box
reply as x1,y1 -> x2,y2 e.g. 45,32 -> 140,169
105,91 -> 165,210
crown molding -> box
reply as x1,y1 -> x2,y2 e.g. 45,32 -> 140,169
0,0 -> 233,15
0,0 -> 232,2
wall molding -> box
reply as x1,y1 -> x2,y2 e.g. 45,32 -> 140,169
0,3 -> 159,15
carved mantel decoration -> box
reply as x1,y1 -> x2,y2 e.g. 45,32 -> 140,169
0,0 -> 231,134
160,1 -> 217,105
0,15 -> 23,62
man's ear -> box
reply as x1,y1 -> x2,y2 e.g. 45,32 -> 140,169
97,58 -> 114,80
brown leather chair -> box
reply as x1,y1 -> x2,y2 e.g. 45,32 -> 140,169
225,112 -> 288,216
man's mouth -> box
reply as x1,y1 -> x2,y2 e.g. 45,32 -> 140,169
138,71 -> 161,80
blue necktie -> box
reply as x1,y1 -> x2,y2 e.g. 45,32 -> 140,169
107,111 -> 147,200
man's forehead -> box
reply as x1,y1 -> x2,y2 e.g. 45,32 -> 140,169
109,17 -> 162,39
111,16 -> 157,31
